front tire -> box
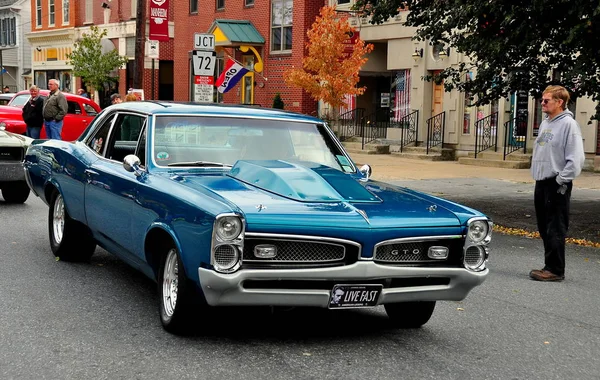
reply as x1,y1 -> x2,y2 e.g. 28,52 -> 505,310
48,191 -> 96,261
384,301 -> 436,328
158,244 -> 203,334
1,182 -> 30,203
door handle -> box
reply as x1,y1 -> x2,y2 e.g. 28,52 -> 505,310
84,169 -> 99,177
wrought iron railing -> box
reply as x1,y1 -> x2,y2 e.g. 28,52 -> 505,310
361,109 -> 390,149
337,108 -> 365,142
503,113 -> 528,159
426,111 -> 446,154
474,112 -> 499,158
390,110 -> 419,153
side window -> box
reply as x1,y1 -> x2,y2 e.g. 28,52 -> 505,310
83,103 -> 97,116
135,122 -> 147,167
106,113 -> 146,162
67,101 -> 81,115
87,114 -> 116,155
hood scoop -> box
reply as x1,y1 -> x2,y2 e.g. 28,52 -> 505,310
227,160 -> 380,203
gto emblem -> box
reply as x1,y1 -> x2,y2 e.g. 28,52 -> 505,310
255,204 -> 267,212
427,205 -> 437,212
390,249 -> 420,256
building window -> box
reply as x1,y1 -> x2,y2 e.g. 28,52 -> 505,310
131,0 -> 137,18
271,0 -> 293,52
463,72 -> 473,134
337,0 -> 350,4
63,0 -> 70,24
216,0 -> 224,10
36,0 -> 42,27
0,18 -> 16,46
85,0 -> 93,23
190,0 -> 198,13
245,0 -> 254,6
49,0 -> 56,26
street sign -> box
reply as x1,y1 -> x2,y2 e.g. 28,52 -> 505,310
192,50 -> 216,76
194,75 -> 214,103
146,40 -> 159,59
194,33 -> 215,51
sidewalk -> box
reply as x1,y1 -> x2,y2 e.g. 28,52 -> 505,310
350,153 -> 600,190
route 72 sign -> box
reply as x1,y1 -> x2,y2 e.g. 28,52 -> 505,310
192,50 -> 216,76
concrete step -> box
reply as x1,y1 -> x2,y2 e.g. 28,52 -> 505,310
458,157 -> 531,169
344,147 -> 388,155
390,152 -> 453,161
467,151 -> 531,162
342,141 -> 390,154
390,145 -> 455,160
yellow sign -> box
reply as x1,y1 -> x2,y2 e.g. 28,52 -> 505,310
47,48 -> 57,61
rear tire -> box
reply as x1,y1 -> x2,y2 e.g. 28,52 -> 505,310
158,244 -> 204,334
384,301 -> 436,328
2,182 -> 30,203
48,191 -> 96,261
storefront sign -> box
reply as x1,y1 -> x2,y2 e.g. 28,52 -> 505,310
149,0 -> 169,41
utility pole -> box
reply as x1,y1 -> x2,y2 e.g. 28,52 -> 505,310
133,0 -> 146,89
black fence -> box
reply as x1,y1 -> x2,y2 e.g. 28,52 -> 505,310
390,110 -> 419,153
474,112 -> 498,158
426,111 -> 446,154
503,113 -> 528,159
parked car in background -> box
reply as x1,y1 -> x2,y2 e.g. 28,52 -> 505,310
0,126 -> 32,203
0,93 -> 15,105
23,102 -> 492,334
0,90 -> 101,140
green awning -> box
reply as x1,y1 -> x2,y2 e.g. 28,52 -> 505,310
209,19 -> 265,46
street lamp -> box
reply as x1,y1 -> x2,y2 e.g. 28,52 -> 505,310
412,48 -> 423,61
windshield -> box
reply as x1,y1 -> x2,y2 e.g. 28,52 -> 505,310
8,94 -> 31,107
152,115 -> 355,172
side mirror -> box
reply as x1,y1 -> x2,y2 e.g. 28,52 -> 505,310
359,164 -> 372,180
123,154 -> 143,177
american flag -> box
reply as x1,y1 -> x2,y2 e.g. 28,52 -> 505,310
393,70 -> 411,121
339,94 -> 356,119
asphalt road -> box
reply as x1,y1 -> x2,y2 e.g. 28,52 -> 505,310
1,195 -> 599,379
390,178 -> 600,244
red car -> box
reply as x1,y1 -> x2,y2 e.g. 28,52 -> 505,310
0,90 -> 101,141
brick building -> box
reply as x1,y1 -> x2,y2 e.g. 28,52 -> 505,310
27,0 -> 174,107
173,0 -> 327,115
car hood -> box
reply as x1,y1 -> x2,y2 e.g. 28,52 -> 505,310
0,105 -> 23,116
172,160 -> 464,229
0,129 -> 32,147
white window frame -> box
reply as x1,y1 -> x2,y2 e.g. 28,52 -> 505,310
49,0 -> 56,26
271,0 -> 293,53
36,0 -> 42,28
131,0 -> 137,18
85,0 -> 93,24
62,0 -> 70,25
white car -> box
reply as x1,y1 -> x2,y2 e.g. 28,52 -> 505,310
0,126 -> 32,203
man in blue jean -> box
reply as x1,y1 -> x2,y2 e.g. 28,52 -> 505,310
42,79 -> 68,140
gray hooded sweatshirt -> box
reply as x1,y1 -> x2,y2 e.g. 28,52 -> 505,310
531,109 -> 585,184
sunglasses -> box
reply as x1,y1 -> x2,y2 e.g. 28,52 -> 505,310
541,99 -> 553,104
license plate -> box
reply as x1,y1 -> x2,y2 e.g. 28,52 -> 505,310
328,284 -> 382,309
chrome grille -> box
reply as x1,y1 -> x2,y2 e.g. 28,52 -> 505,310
0,147 -> 23,162
374,238 -> 462,264
243,239 -> 345,262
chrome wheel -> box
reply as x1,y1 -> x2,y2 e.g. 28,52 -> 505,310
162,249 -> 179,318
52,194 -> 65,245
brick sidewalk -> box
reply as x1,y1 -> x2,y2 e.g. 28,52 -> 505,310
350,153 -> 600,190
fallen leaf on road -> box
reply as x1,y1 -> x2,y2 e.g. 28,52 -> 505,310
303,353 -> 312,356
457,307 -> 464,311
544,341 -> 550,345
55,257 -> 60,261
494,225 -> 600,248
584,258 -> 589,262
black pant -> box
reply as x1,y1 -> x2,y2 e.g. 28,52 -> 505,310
534,178 -> 572,276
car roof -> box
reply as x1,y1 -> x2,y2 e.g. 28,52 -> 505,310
15,89 -> 90,101
111,101 -> 324,123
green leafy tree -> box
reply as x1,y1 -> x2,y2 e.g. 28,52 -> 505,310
67,26 -> 129,101
272,93 -> 285,109
353,0 -> 600,121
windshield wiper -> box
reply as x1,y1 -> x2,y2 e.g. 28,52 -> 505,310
167,161 -> 233,168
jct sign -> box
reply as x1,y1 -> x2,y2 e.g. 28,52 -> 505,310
149,0 -> 169,41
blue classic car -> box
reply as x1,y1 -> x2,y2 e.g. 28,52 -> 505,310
24,102 -> 492,333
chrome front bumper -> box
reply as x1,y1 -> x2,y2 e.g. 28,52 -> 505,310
198,262 -> 488,307
0,162 -> 25,182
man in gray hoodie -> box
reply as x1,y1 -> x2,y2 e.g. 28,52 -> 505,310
529,85 -> 585,282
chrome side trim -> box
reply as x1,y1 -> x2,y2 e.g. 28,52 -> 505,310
245,232 -> 362,258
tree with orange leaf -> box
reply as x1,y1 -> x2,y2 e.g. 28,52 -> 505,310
284,5 -> 373,121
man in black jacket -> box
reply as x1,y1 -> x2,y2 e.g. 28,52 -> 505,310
22,85 -> 44,139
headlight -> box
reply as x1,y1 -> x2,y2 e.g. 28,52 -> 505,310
467,219 -> 491,243
215,216 -> 243,241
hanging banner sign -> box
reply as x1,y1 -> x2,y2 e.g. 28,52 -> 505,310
149,0 -> 169,41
